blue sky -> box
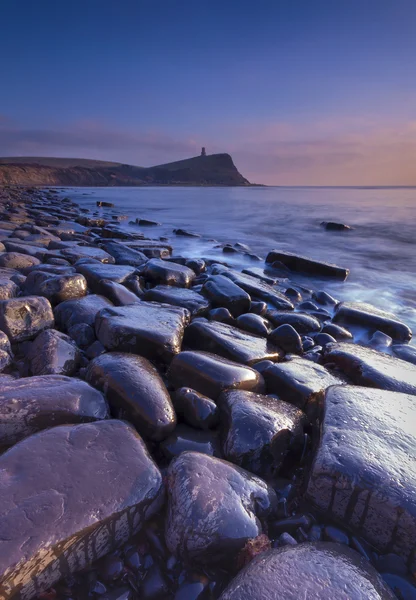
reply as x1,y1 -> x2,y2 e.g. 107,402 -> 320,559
1,0 -> 415,184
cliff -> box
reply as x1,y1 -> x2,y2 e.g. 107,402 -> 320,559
0,154 -> 250,187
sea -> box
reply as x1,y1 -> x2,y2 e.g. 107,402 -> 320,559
60,185 -> 416,342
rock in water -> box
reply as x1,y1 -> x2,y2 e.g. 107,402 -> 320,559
202,275 -> 251,316
95,302 -> 190,363
218,543 -> 395,599
86,352 -> 176,441
333,301 -> 412,342
265,250 -> 349,280
0,296 -> 54,342
221,270 -> 294,310
306,385 -> 416,563
0,420 -> 164,599
165,451 -> 277,568
0,375 -> 109,448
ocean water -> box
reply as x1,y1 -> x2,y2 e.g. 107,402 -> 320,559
62,185 -> 416,340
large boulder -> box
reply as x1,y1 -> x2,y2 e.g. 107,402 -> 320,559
169,351 -> 265,399
0,375 -> 109,448
165,452 -> 277,568
219,543 -> 395,600
86,352 -> 176,441
141,259 -> 195,288
143,285 -> 210,316
95,301 -> 190,363
202,275 -> 251,317
333,301 -> 412,342
27,329 -> 81,376
54,294 -> 113,331
306,385 -> 416,563
0,296 -> 54,342
265,250 -> 349,280
0,420 -> 164,599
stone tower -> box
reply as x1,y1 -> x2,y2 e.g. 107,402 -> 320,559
201,147 -> 206,156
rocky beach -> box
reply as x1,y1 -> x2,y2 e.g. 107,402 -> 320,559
0,185 -> 414,600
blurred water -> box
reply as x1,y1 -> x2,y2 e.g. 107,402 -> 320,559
63,185 -> 416,338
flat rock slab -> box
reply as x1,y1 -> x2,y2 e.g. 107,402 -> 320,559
263,356 -> 345,412
0,420 -> 164,600
184,319 -> 283,365
0,375 -> 109,448
143,285 -> 210,316
101,241 -> 148,267
202,275 -> 251,317
0,296 -> 54,342
27,329 -> 81,376
61,245 -> 115,264
165,451 -> 277,568
219,543 -> 395,600
323,342 -> 416,395
266,250 -> 349,280
169,351 -> 265,399
86,352 -> 176,441
218,390 -> 306,478
141,259 -> 195,288
95,301 -> 190,363
54,294 -> 113,330
306,386 -> 416,563
333,301 -> 412,342
76,263 -> 137,293
222,270 -> 294,310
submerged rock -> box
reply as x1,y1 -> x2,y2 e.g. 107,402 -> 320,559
143,285 -> 210,316
165,452 -> 277,568
86,352 -> 176,441
202,275 -> 251,317
266,250 -> 349,280
172,387 -> 219,430
141,258 -> 196,288
0,375 -> 108,448
27,328 -> 81,376
333,301 -> 412,342
219,543 -> 395,599
306,386 -> 416,563
55,294 -> 113,330
0,296 -> 54,342
0,420 -> 164,599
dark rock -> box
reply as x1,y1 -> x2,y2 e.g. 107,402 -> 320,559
86,339 -> 106,359
269,324 -> 303,354
68,323 -> 96,348
202,275 -> 251,317
55,294 -> 113,331
323,526 -> 349,545
250,301 -> 268,316
86,352 -> 176,441
309,309 -> 332,323
27,329 -> 81,376
143,285 -> 210,316
0,251 -> 41,272
278,532 -> 298,546
208,307 -> 234,324
323,343 -> 416,394
95,302 -> 189,363
141,259 -> 196,288
97,201 -> 114,208
241,268 -> 278,286
76,263 -> 137,293
266,250 -> 349,280
306,385 -> 416,563
368,331 -> 393,350
0,420 -> 164,599
98,553 -> 124,583
270,514 -> 312,537
376,554 -> 408,576
140,563 -> 171,599
34,273 -> 88,305
322,322 -> 353,340
165,452 -> 277,568
218,389 -> 306,477
160,424 -> 220,460
184,319 -> 283,365
392,344 -> 416,365
0,278 -> 19,300
174,228 -> 200,238
168,351 -> 265,399
136,218 -> 160,226
333,301 -> 412,342
218,543 -> 395,600
26,263 -> 76,276
222,270 -> 294,310
285,288 -> 302,302
0,296 -> 54,342
173,387 -> 219,430
185,258 -> 206,274
313,290 -> 338,306
298,300 -> 319,311
266,311 -> 321,334
314,332 -> 337,346
302,336 -> 315,351
101,241 -> 148,267
263,356 -> 345,411
174,579 -> 208,600
97,279 -> 141,306
382,574 -> 416,600
0,331 -> 12,372
236,313 -> 271,337
61,245 -> 115,264
321,221 -> 352,231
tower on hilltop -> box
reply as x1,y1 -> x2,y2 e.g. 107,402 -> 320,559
201,147 -> 206,156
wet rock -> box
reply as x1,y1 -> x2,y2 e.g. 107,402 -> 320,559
55,294 -> 113,331
314,332 -> 337,346
382,574 -> 416,600
101,241 -> 148,266
306,386 -> 416,563
218,389 -> 306,478
222,270 -> 294,310
321,221 -> 352,231
61,245 -> 115,264
0,296 -> 54,342
141,563 -> 171,599
368,331 -> 393,350
313,290 -> 338,306
174,228 -> 200,238
136,218 -> 160,226
68,323 -> 96,348
302,336 -> 315,351
165,452 -> 277,568
236,313 -> 271,337
218,543 -> 395,600
86,339 -> 106,359
76,262 -> 137,293
174,579 -> 208,600
323,343 -> 416,394
0,251 -> 41,272
185,258 -> 206,275
160,424 -> 220,460
168,351 -> 265,399
172,387 -> 219,430
0,278 -> 19,300
203,275 -> 251,317
97,279 -> 141,306
34,273 -> 88,305
392,344 -> 416,365
143,285 -> 210,316
0,331 -> 12,372
86,352 -> 176,441
323,526 -> 349,545
26,263 -> 76,276
269,324 -> 303,354
208,307 -> 234,324
241,268 -> 278,286
0,420 -> 164,599
141,259 -> 196,288
334,301 -> 412,342
95,302 -> 189,363
321,322 -> 353,340
184,319 -> 283,365
97,201 -> 114,208
263,356 -> 345,411
266,311 -> 321,334
266,250 -> 349,280
250,301 -> 268,316
27,329 -> 81,376
0,374 -> 108,448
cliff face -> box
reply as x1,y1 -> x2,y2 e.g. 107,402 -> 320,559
0,154 -> 250,186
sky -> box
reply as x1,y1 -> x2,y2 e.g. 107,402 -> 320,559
1,0 -> 415,185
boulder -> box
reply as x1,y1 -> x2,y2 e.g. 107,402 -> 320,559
168,351 -> 265,399
95,302 -> 190,363
27,329 -> 81,376
143,285 -> 210,316
333,301 -> 412,342
321,323 -> 353,340
172,387 -> 219,430
101,241 -> 148,267
165,452 -> 277,568
97,279 -> 141,306
218,390 -> 306,478
160,424 -> 221,460
0,296 -> 54,342
265,250 -> 349,280
55,294 -> 113,331
236,313 -> 271,337
221,270 -> 294,310
0,420 -> 164,599
0,252 -> 41,272
0,375 -> 108,448
218,543 -> 395,600
61,245 -> 115,264
0,278 -> 19,300
76,263 -> 137,293
33,273 -> 88,305
141,259 -> 196,288
266,311 -> 321,334
202,275 -> 251,317
86,352 -> 176,441
323,343 -> 416,395
269,324 -> 303,354
306,386 -> 416,563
